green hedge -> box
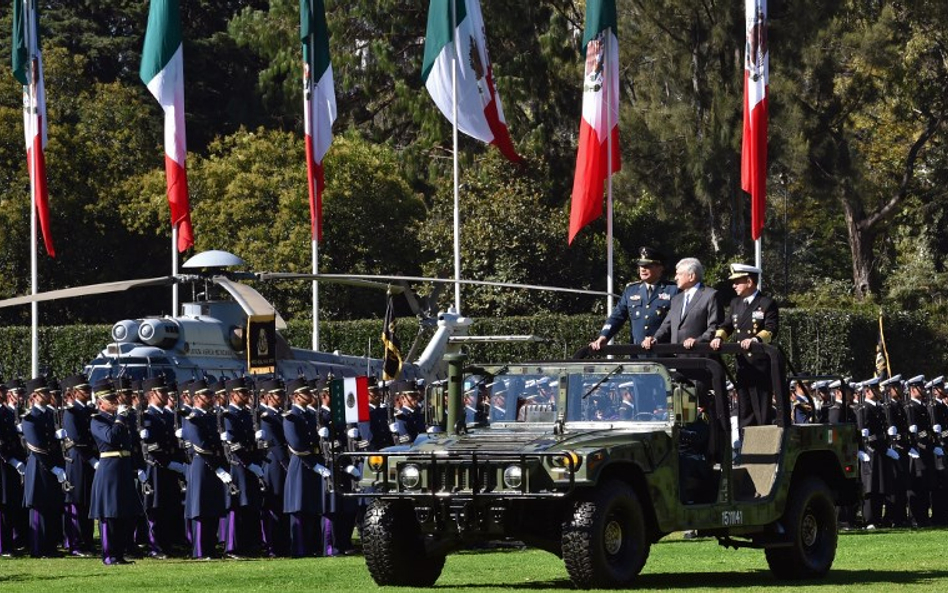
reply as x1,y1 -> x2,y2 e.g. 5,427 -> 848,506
0,310 -> 941,382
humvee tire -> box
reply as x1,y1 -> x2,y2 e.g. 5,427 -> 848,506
765,476 -> 838,579
562,480 -> 650,589
363,499 -> 445,586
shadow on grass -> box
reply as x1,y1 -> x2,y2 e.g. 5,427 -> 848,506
0,572 -> 109,583
433,568 -> 948,590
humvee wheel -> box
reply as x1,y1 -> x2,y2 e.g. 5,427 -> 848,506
363,499 -> 445,586
765,476 -> 837,580
562,480 -> 650,589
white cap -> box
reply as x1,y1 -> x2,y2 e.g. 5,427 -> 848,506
728,263 -> 762,280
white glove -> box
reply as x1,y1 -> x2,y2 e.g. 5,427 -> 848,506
344,465 -> 362,480
55,428 -> 67,440
934,447 -> 944,457
909,424 -> 918,434
215,468 -> 233,484
389,422 -> 399,434
313,464 -> 332,478
346,427 -> 360,440
857,451 -> 870,462
117,404 -> 129,416
886,448 -> 901,460
317,427 -> 330,439
174,428 -> 184,439
168,461 -> 187,474
220,431 -> 233,442
137,469 -> 147,482
139,429 -> 150,440
12,459 -> 26,476
52,466 -> 67,483
887,426 -> 898,437
93,460 -> 100,470
254,429 -> 267,441
861,428 -> 869,438
934,424 -> 943,434
247,463 -> 264,478
909,448 -> 920,459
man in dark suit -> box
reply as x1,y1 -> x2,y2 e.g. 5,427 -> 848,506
710,263 -> 780,427
590,246 -> 679,350
642,257 -> 722,350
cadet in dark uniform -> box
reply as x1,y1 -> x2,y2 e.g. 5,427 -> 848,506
21,377 -> 67,557
711,264 -> 779,428
256,379 -> 289,557
60,374 -> 97,557
0,382 -> 28,555
139,376 -> 187,558
590,246 -> 678,350
221,377 -> 265,558
827,380 -> 857,425
368,384 -> 394,451
182,380 -> 233,559
283,378 -> 330,557
905,375 -> 935,527
880,375 -> 910,528
856,378 -> 892,528
928,377 -> 948,525
89,379 -> 145,565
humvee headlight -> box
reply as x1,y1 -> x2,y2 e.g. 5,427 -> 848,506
503,465 -> 522,489
399,464 -> 421,489
367,455 -> 384,473
551,451 -> 582,471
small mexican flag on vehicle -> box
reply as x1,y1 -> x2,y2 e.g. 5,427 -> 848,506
330,376 -> 370,426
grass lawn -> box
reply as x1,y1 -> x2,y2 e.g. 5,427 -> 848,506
2,528 -> 947,592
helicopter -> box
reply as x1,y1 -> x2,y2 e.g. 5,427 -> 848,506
0,250 -> 614,388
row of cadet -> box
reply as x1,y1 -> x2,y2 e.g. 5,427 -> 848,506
0,372 -> 429,564
782,373 -> 948,529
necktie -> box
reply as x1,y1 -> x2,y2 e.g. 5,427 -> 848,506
646,285 -> 653,299
682,291 -> 692,316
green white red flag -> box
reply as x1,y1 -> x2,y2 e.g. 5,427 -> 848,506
329,376 -> 370,425
741,0 -> 768,241
568,0 -> 620,245
301,0 -> 336,242
140,0 -> 194,252
12,0 -> 55,257
421,0 -> 520,162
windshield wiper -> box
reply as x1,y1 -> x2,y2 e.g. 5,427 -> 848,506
582,365 -> 623,399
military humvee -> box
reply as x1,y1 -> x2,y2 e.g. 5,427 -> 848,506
344,343 -> 859,589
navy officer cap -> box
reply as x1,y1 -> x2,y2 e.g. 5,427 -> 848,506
635,246 -> 664,266
907,374 -> 926,387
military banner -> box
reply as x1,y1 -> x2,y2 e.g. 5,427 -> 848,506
246,314 -> 276,373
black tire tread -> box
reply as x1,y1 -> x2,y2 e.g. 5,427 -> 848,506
363,499 -> 445,587
765,476 -> 838,580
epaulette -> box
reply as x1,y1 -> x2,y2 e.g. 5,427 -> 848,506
625,281 -> 642,287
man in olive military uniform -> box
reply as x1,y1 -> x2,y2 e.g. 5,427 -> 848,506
710,264 -> 779,428
60,374 -> 97,557
590,246 -> 678,351
905,375 -> 936,527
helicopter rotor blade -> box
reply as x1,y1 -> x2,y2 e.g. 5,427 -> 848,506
254,273 -> 407,294
0,276 -> 179,309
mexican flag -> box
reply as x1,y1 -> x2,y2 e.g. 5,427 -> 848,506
302,0 -> 336,242
741,0 -> 768,241
140,0 -> 194,252
330,376 -> 370,426
12,0 -> 55,258
568,0 -> 620,245
422,0 -> 520,162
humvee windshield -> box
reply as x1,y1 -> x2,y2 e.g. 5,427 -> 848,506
478,363 -> 672,424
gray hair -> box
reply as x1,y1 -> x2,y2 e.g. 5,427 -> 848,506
676,258 -> 704,282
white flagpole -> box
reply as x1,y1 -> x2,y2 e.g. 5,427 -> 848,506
25,0 -> 39,378
172,226 -> 179,315
755,237 -> 763,291
451,0 -> 461,313
605,28 -> 615,316
312,239 -> 320,351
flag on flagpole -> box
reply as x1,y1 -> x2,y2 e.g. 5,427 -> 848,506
568,0 -> 620,245
12,0 -> 55,258
741,0 -> 769,241
140,0 -> 193,252
381,293 -> 402,381
422,0 -> 520,162
874,311 -> 891,380
301,0 -> 336,242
